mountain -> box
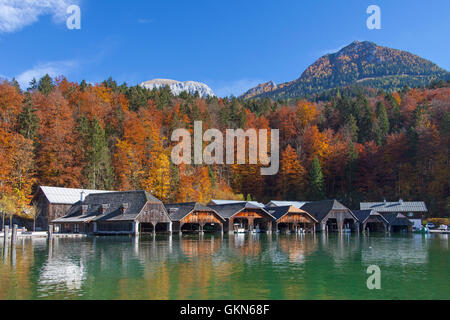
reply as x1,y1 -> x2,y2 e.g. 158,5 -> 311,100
241,41 -> 450,100
240,81 -> 279,99
141,79 -> 215,98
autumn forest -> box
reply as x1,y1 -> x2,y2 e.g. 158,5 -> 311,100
0,76 -> 449,221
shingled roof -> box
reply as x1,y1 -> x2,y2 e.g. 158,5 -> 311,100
353,209 -> 390,225
209,202 -> 275,220
209,199 -> 265,208
36,186 -> 113,204
53,191 -> 162,223
266,201 -> 309,209
264,205 -> 318,222
381,213 -> 413,226
301,200 -> 356,222
164,202 -> 224,222
360,201 -> 427,212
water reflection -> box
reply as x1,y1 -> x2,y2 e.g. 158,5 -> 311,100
39,259 -> 85,291
437,234 -> 448,250
361,234 -> 428,266
0,233 -> 448,300
320,233 -> 362,266
277,234 -> 318,264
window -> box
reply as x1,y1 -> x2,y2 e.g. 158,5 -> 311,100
74,224 -> 79,233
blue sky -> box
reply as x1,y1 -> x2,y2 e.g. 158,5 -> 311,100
0,0 -> 449,97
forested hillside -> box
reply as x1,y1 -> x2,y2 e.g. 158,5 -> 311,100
242,41 -> 450,100
0,75 -> 449,219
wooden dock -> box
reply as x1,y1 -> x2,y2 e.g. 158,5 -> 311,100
0,232 -> 88,239
429,229 -> 450,234
53,233 -> 88,238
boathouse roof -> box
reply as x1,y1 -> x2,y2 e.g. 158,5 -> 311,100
35,186 -> 114,205
164,202 -> 224,222
352,210 -> 390,225
301,200 -> 357,222
208,199 -> 265,208
265,201 -> 309,209
264,205 -> 318,222
209,202 -> 275,220
52,191 -> 162,223
380,213 -> 413,226
360,200 -> 427,212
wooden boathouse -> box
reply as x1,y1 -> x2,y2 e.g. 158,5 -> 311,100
52,191 -> 171,235
381,213 -> 413,232
31,186 -> 112,230
301,200 -> 359,232
360,200 -> 427,230
265,205 -> 318,233
353,210 -> 390,233
209,202 -> 276,233
164,202 -> 225,233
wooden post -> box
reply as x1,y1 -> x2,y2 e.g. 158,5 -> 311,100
338,220 -> 344,233
228,219 -> 234,234
135,221 -> 140,236
3,225 -> 8,261
11,224 -> 17,248
10,241 -> 16,267
2,241 -> 7,262
179,223 -> 184,235
3,225 -> 9,245
48,224 -> 53,240
248,218 -> 254,232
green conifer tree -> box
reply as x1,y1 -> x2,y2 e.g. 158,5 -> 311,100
38,74 -> 54,95
86,117 -> 114,189
375,101 -> 390,144
308,157 -> 325,200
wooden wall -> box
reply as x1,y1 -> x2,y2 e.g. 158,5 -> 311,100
34,192 -> 72,230
138,202 -> 171,225
278,212 -> 315,224
181,211 -> 223,225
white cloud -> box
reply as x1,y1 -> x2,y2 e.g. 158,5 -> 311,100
213,79 -> 265,98
0,0 -> 80,33
15,59 -> 78,89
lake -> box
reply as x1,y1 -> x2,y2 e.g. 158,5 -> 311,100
0,233 -> 448,300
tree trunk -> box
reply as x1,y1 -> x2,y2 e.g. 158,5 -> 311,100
9,214 -> 12,228
1,211 -> 4,232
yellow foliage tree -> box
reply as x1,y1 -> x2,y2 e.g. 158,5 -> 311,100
277,145 -> 306,199
141,151 -> 171,201
295,100 -> 318,130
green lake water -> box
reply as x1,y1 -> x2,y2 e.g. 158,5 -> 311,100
0,233 -> 448,300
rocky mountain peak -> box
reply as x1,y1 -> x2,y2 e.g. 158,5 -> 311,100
140,79 -> 215,98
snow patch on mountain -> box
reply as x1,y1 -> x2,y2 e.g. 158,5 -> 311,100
140,79 -> 215,98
